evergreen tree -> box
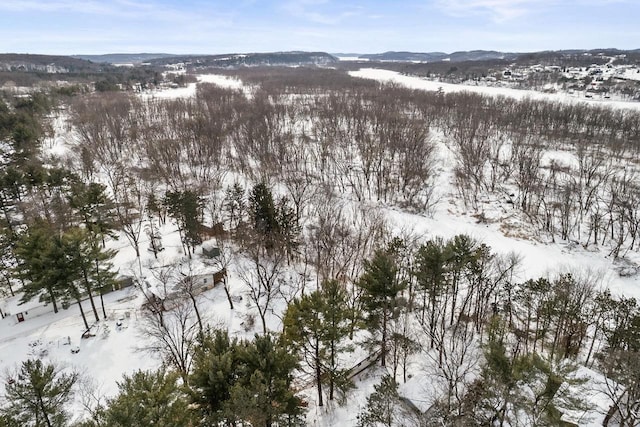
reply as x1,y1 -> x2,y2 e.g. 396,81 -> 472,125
190,331 -> 304,426
0,413 -> 21,427
414,237 -> 449,346
357,375 -> 401,427
275,195 -> 301,259
64,227 -> 117,322
67,181 -> 117,246
605,295 -> 638,351
189,330 -> 240,424
462,316 -> 588,426
283,280 -> 353,406
2,359 -> 77,427
223,181 -> 246,231
358,247 -> 406,367
14,221 -> 116,325
14,220 -> 70,314
2,167 -> 26,201
229,334 -> 304,427
246,183 -> 300,258
99,369 -> 194,427
0,227 -> 18,297
249,182 -> 279,238
444,234 -> 477,327
2,93 -> 51,167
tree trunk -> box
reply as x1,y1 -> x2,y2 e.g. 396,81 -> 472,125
136,248 -> 142,276
224,280 -> 234,310
329,340 -> 336,401
87,290 -> 99,322
77,297 -> 89,331
5,277 -> 14,296
259,309 -> 267,335
190,293 -> 203,334
82,268 -> 100,322
316,337 -> 323,407
100,291 -> 107,319
450,275 -> 458,327
381,308 -> 387,367
430,292 -> 437,348
37,392 -> 53,427
95,258 -> 107,319
49,288 -> 58,314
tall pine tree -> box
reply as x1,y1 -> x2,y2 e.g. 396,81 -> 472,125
190,331 -> 304,426
98,369 -> 194,427
229,334 -> 304,427
14,220 -> 70,314
358,246 -> 406,367
2,359 -> 77,427
283,280 -> 353,406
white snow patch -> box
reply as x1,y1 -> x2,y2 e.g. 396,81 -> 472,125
140,74 -> 246,100
350,68 -> 640,110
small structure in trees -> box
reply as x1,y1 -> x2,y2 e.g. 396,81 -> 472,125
202,244 -> 221,259
1,296 -> 48,324
140,268 -> 227,313
113,276 -> 135,291
199,222 -> 226,241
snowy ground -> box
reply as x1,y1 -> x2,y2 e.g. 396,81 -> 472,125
350,68 -> 640,111
139,73 -> 246,100
1,70 -> 637,425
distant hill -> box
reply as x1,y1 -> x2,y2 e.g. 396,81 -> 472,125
448,50 -> 518,62
148,51 -> 338,68
0,53 -> 106,73
0,51 -> 338,78
335,49 -> 640,65
2,49 -> 638,77
358,51 -> 448,62
512,48 -> 640,66
342,50 -> 517,62
71,53 -> 177,64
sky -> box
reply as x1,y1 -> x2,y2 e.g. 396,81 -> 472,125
0,0 -> 637,55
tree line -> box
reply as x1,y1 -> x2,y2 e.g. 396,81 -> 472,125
3,229 -> 639,425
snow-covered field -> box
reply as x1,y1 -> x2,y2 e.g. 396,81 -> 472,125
350,68 -> 640,110
140,73 -> 245,100
2,69 -> 638,425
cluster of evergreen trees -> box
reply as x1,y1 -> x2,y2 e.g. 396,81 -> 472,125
0,332 -> 304,427
350,237 -> 640,425
0,94 -> 119,326
5,228 -> 639,425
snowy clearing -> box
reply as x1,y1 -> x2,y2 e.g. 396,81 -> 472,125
350,68 -> 640,110
140,73 -> 245,100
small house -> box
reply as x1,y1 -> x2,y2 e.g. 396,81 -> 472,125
140,268 -> 227,313
2,296 -> 48,324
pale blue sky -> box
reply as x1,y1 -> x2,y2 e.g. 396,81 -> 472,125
0,0 -> 636,55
